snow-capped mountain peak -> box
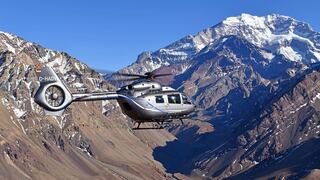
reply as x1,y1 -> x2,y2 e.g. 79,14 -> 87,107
222,13 -> 270,28
119,14 -> 320,74
219,14 -> 319,49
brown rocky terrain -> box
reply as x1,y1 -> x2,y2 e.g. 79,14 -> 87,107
0,31 -> 175,179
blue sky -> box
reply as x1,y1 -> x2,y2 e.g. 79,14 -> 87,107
0,0 -> 319,71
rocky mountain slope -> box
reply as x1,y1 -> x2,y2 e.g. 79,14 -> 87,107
0,31 -> 175,179
117,14 -> 320,179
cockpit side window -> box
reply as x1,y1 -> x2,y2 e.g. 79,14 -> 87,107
168,94 -> 181,104
155,96 -> 164,103
182,95 -> 192,104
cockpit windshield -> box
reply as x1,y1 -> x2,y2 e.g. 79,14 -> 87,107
182,94 -> 192,104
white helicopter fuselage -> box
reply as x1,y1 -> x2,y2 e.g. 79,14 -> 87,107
116,84 -> 196,122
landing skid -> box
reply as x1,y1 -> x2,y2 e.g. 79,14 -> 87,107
132,127 -> 164,130
132,119 -> 184,130
133,122 -> 165,130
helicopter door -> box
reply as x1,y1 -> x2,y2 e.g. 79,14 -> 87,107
167,94 -> 182,112
154,95 -> 166,111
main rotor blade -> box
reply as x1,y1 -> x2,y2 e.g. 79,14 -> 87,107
113,77 -> 141,82
113,72 -> 147,78
153,73 -> 173,78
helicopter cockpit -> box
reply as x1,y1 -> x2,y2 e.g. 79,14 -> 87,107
181,94 -> 192,104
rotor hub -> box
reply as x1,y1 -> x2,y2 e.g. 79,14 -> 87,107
45,85 -> 65,107
113,71 -> 173,82
51,93 -> 58,100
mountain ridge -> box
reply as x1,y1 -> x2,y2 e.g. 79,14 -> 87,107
118,13 -> 320,76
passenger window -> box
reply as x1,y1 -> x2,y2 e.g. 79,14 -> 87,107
182,95 -> 192,104
155,96 -> 164,103
168,94 -> 181,104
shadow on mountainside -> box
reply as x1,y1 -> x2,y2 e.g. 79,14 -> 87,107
228,138 -> 320,180
152,123 -> 233,175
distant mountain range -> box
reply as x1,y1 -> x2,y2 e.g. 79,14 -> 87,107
116,13 -> 320,179
95,69 -> 114,75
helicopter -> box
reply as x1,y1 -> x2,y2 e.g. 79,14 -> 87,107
34,66 -> 196,129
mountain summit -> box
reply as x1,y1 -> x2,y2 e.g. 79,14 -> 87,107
121,13 -> 320,74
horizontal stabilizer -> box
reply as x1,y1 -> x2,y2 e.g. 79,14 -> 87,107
44,109 -> 66,116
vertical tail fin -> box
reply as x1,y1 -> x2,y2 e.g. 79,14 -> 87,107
34,66 -> 73,116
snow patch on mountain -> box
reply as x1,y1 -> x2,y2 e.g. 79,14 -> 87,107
3,41 -> 16,53
278,46 -> 302,62
223,13 -> 267,28
260,50 -> 275,60
13,108 -> 27,118
312,51 -> 320,61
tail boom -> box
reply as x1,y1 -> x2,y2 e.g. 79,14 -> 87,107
34,66 -> 119,116
72,92 -> 119,101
